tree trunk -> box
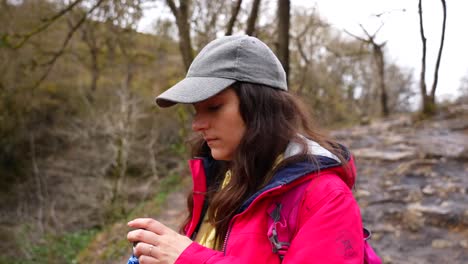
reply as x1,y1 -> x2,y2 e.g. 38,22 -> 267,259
166,0 -> 194,72
422,94 -> 436,114
90,49 -> 99,91
246,0 -> 261,36
418,0 -> 430,114
81,22 -> 100,93
277,0 -> 290,82
226,0 -> 242,35
430,0 -> 447,98
374,44 -> 389,116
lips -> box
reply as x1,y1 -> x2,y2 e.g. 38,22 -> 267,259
205,137 -> 219,144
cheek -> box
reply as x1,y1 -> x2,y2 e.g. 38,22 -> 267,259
214,113 -> 245,160
228,116 -> 246,148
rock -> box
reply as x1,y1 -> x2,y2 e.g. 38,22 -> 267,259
432,239 -> 454,249
406,202 -> 466,228
385,185 -> 423,202
370,116 -> 412,131
444,118 -> 468,131
437,181 -> 461,198
333,106 -> 468,264
408,202 -> 451,215
353,148 -> 416,161
414,132 -> 468,159
383,135 -> 407,145
422,185 -> 436,195
383,180 -> 394,187
460,240 -> 468,249
402,207 -> 424,232
356,189 -> 371,198
444,103 -> 468,119
382,255 -> 393,264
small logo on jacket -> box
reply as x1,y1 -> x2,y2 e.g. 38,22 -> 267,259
336,230 -> 358,258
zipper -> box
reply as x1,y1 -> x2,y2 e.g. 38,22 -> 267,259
222,220 -> 233,253
221,185 -> 286,254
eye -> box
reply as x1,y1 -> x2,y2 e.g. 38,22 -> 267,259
207,104 -> 222,112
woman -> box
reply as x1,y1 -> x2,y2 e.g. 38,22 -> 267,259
127,35 -> 365,263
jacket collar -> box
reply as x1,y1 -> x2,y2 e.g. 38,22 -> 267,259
238,155 -> 342,212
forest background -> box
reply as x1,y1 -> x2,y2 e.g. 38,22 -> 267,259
0,0 -> 466,263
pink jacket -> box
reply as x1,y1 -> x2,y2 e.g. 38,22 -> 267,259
176,147 -> 364,264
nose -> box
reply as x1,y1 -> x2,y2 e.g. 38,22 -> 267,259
192,113 -> 209,132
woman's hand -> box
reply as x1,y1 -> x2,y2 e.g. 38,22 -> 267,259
127,218 -> 193,264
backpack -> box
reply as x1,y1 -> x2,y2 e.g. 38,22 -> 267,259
266,180 -> 382,264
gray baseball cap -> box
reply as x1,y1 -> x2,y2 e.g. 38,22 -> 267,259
155,35 -> 287,107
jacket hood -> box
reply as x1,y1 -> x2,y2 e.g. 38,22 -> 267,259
238,137 -> 356,212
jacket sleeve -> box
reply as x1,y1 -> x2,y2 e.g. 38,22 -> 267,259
282,187 -> 364,264
175,242 -> 242,264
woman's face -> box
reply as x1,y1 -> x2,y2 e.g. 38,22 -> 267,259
192,88 -> 246,161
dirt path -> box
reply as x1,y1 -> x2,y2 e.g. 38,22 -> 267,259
155,186 -> 189,231
117,183 -> 190,264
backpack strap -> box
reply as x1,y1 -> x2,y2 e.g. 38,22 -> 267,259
267,203 -> 290,259
267,180 -> 311,260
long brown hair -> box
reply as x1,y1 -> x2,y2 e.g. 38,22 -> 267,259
182,82 -> 349,249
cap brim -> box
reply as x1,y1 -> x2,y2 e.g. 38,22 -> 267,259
155,77 -> 236,107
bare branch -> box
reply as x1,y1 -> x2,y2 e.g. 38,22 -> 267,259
166,0 -> 178,20
33,0 -> 105,89
6,0 -> 84,49
325,45 -> 368,58
226,0 -> 242,35
344,29 -> 368,43
374,22 -> 385,37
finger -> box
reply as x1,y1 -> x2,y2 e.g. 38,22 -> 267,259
138,254 -> 160,264
133,242 -> 156,257
127,229 -> 160,245
128,218 -> 169,235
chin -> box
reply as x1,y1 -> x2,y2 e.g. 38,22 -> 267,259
211,151 -> 232,161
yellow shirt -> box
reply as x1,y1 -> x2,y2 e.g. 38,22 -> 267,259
195,170 -> 231,248
194,155 -> 283,248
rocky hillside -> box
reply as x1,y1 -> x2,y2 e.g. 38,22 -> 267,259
332,103 -> 468,263
90,103 -> 468,264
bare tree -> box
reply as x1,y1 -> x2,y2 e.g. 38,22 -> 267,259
346,24 -> 389,117
277,0 -> 290,82
246,0 -> 261,35
418,0 -> 447,115
166,0 -> 194,71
